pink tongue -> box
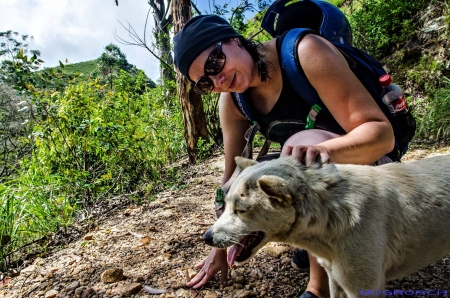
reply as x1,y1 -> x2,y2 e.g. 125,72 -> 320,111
227,236 -> 248,267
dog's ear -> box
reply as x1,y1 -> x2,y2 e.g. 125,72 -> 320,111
257,175 -> 292,207
235,157 -> 258,171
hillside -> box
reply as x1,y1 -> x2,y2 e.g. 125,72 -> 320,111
44,60 -> 98,75
63,60 -> 98,75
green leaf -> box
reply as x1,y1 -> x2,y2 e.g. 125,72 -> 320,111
59,60 -> 65,68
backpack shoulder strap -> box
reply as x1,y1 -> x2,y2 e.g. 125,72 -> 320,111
280,28 -> 329,113
231,91 -> 255,124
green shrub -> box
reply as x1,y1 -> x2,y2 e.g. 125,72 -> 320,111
0,70 -> 185,270
349,0 -> 430,59
413,77 -> 450,140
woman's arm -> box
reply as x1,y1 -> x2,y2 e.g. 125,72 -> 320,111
219,92 -> 251,184
293,34 -> 395,164
185,92 -> 250,290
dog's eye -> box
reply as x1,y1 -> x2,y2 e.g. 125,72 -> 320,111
235,209 -> 246,214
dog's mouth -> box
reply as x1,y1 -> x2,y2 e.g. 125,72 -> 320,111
227,231 -> 264,267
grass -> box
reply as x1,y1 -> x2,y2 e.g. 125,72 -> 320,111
44,59 -> 98,76
414,77 -> 450,140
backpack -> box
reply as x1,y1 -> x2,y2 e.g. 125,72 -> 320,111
231,0 -> 416,162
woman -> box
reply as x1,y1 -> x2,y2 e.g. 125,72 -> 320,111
173,15 -> 394,298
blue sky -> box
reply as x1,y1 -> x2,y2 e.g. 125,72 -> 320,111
1,0 -> 257,82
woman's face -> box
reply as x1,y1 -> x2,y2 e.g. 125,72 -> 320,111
188,39 -> 256,94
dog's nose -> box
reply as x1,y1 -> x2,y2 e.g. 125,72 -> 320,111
202,229 -> 214,246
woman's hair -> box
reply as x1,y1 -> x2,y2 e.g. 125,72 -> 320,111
237,37 -> 270,82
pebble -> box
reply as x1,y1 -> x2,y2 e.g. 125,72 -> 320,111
81,287 -> 96,297
175,288 -> 191,297
44,289 -> 58,298
101,268 -> 124,283
204,291 -> 218,298
263,245 -> 289,258
112,283 -> 143,296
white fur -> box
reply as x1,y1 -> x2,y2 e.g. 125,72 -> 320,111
206,155 -> 450,298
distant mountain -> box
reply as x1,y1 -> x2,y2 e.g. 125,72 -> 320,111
44,59 -> 156,88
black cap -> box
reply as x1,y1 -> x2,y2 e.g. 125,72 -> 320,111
173,15 -> 241,80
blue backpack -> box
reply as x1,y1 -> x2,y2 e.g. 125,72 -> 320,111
231,0 -> 416,161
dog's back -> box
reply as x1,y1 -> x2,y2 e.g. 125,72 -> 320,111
336,155 -> 450,280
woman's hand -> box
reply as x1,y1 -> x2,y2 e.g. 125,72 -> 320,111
282,144 -> 331,166
186,247 -> 228,289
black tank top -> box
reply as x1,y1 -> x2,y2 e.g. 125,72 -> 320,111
246,35 -> 346,145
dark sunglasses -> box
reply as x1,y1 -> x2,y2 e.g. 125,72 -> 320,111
194,41 -> 226,94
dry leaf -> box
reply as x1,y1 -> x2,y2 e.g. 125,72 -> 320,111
143,286 -> 169,294
140,236 -> 151,245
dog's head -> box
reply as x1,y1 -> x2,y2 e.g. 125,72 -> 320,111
203,156 -> 301,267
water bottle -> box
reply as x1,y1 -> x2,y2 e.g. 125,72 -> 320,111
379,74 -> 408,116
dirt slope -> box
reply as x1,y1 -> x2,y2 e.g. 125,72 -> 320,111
1,145 -> 450,298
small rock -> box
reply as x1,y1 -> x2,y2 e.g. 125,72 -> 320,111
101,268 -> 124,283
83,234 -> 93,240
232,289 -> 257,298
204,291 -> 218,298
230,270 -> 238,279
187,268 -> 197,280
75,287 -> 85,296
44,289 -> 58,298
112,283 -> 143,296
175,288 -> 191,297
34,258 -> 45,266
417,271 -> 433,279
65,281 -> 80,292
263,245 -> 289,258
81,287 -> 96,298
282,277 -> 291,285
44,272 -> 54,279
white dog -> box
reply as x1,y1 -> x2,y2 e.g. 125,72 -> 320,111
203,155 -> 450,298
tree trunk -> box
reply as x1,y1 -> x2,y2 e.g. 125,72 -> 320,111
172,0 -> 209,163
149,0 -> 175,82
159,28 -> 175,81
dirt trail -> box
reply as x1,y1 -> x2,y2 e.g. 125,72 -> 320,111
1,145 -> 450,298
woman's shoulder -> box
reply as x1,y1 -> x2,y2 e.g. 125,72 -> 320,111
296,33 -> 341,58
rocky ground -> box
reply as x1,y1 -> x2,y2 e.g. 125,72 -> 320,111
1,144 -> 449,298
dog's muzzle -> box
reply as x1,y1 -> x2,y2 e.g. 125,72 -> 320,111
202,229 -> 214,246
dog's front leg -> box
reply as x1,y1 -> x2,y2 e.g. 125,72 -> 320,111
338,270 -> 385,298
328,274 -> 346,298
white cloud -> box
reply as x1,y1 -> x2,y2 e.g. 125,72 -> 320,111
1,0 -> 161,81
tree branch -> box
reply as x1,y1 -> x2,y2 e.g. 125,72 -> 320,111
114,21 -> 175,74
